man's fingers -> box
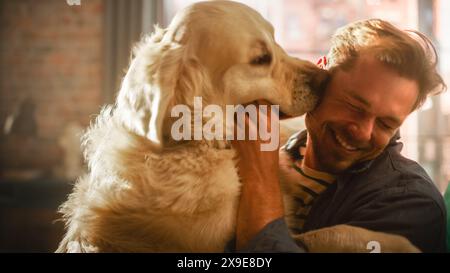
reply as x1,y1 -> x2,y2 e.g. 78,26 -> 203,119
231,100 -> 277,143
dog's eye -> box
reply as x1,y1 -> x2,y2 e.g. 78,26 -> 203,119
251,54 -> 272,65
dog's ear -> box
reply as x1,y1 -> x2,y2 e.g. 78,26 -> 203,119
116,29 -> 213,149
116,28 -> 183,149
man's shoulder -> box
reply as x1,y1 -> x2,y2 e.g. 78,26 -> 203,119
376,143 -> 433,187
385,144 -> 432,182
355,143 -> 445,210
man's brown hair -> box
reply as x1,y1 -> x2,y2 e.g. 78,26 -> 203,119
326,18 -> 446,110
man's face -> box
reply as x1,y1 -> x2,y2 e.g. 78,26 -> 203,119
304,55 -> 419,174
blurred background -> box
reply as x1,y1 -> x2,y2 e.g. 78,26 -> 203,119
0,0 -> 448,252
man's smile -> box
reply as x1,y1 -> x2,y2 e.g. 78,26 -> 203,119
328,127 -> 361,154
333,129 -> 358,151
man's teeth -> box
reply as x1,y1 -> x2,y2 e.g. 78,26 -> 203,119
335,133 -> 357,151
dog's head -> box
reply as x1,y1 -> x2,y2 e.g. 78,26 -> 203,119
116,1 -> 329,148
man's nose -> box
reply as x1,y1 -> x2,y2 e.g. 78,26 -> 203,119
346,118 -> 375,143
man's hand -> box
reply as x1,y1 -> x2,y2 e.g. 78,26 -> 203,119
231,101 -> 284,250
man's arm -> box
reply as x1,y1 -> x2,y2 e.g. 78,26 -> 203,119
230,218 -> 306,253
234,152 -> 284,250
230,103 -> 305,252
229,151 -> 305,252
233,151 -> 304,252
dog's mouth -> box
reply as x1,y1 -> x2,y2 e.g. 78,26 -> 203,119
278,110 -> 292,120
254,99 -> 292,120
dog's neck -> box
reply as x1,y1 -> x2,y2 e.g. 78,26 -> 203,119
161,108 -> 232,150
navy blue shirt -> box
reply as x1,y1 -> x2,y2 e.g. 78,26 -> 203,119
230,131 -> 447,253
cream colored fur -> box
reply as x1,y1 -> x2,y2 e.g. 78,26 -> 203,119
295,225 -> 421,253
57,1 -> 324,253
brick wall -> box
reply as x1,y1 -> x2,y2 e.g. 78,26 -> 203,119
0,0 -> 105,179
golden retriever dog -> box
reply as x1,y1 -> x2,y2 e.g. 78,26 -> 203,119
57,1 -> 419,253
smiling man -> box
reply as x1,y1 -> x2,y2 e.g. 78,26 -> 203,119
304,54 -> 418,173
231,19 -> 447,253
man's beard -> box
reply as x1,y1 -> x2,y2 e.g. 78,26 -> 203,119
308,129 -> 354,174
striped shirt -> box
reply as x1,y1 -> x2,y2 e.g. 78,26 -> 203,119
280,142 -> 335,235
